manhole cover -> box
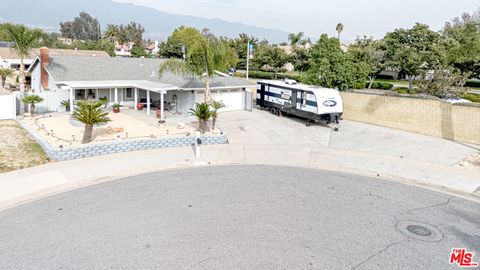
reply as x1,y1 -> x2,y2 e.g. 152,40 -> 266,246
396,220 -> 443,242
407,225 -> 432,237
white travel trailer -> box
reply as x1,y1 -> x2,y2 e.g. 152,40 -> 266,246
256,80 -> 343,130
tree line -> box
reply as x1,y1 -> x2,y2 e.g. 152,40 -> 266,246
1,8 -> 479,98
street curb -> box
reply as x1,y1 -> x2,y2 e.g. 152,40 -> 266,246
1,160 -> 479,213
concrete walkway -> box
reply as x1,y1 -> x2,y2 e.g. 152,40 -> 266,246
1,109 -> 479,210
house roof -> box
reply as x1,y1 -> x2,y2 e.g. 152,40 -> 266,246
0,48 -> 109,60
43,56 -> 255,90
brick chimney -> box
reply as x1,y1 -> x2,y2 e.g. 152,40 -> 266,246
40,47 -> 49,90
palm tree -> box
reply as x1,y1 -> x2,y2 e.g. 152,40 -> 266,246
0,67 -> 14,88
189,103 -> 212,134
104,24 -> 119,43
211,100 -> 225,131
159,35 -> 233,104
22,95 -> 44,116
288,32 -> 304,46
4,24 -> 40,93
336,23 -> 344,42
73,100 -> 111,144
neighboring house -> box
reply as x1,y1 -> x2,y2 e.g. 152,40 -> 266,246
28,47 -> 255,116
0,47 -> 109,70
0,48 -> 35,70
144,40 -> 159,56
115,42 -> 135,57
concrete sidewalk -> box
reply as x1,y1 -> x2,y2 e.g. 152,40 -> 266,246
1,110 -> 479,210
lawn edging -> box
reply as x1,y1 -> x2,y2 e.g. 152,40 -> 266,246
17,117 -> 228,161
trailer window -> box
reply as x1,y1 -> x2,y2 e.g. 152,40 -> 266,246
301,91 -> 307,107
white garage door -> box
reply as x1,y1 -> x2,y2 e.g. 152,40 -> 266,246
211,89 -> 244,112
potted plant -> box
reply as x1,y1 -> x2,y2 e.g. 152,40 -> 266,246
60,100 -> 70,112
22,95 -> 44,116
112,103 -> 121,113
137,102 -> 143,110
99,97 -> 108,108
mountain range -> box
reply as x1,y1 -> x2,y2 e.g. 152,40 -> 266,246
0,0 -> 289,43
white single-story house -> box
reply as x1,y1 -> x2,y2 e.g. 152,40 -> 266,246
28,47 -> 255,119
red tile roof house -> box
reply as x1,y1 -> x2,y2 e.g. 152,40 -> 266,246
28,47 -> 254,117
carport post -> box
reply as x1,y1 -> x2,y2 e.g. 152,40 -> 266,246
160,91 -> 164,120
147,90 -> 150,115
134,88 -> 138,110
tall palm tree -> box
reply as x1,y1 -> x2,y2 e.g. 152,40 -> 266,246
211,100 -> 225,131
159,35 -> 232,104
0,67 -> 14,88
336,23 -> 344,42
189,103 -> 212,134
4,24 -> 40,94
288,32 -> 304,46
104,24 -> 119,43
73,100 -> 111,144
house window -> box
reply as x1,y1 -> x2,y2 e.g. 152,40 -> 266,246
125,88 -> 133,100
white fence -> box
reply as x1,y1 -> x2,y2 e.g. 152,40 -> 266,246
0,92 -> 16,120
35,89 -> 70,113
14,89 -> 70,114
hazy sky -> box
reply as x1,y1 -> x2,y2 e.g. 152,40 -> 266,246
114,0 -> 479,42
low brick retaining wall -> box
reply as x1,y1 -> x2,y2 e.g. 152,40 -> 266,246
341,92 -> 480,145
17,118 -> 228,161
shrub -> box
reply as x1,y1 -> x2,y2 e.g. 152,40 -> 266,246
462,93 -> 480,103
355,82 -> 367,89
370,82 -> 394,90
465,80 -> 480,88
395,87 -> 408,94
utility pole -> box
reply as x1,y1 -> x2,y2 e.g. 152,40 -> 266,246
246,40 -> 250,80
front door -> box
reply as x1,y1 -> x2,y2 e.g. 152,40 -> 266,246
290,90 -> 297,112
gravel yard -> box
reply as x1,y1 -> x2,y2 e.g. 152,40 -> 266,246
0,120 -> 48,173
21,109 -> 205,148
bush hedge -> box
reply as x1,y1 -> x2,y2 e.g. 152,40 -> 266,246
354,82 -> 367,89
465,80 -> 480,88
235,71 -> 303,82
370,82 -> 394,90
394,87 -> 417,94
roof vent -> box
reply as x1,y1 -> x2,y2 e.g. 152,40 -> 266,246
285,79 -> 297,85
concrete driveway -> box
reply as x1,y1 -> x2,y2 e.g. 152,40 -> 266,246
218,109 -> 477,167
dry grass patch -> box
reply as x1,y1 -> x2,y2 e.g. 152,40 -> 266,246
0,120 -> 48,173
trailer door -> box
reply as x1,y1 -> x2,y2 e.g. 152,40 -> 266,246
290,89 -> 297,112
257,84 -> 266,106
